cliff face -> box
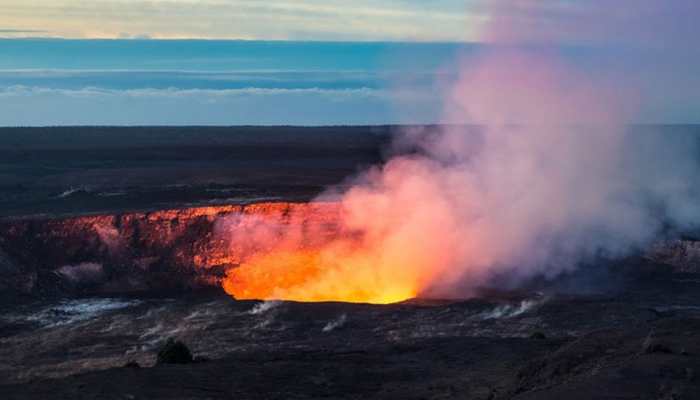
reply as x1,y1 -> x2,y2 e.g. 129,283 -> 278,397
0,202 -> 341,298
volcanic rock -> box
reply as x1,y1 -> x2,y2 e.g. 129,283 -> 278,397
156,338 -> 194,365
123,361 -> 141,369
529,331 -> 547,340
642,335 -> 674,354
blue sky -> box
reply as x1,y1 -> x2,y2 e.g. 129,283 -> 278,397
0,40 -> 459,125
0,1 -> 698,125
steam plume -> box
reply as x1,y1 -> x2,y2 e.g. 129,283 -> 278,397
220,2 -> 700,302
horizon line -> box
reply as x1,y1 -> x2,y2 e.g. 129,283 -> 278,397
0,123 -> 697,129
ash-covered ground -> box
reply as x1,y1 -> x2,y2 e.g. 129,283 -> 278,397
2,126 -> 700,399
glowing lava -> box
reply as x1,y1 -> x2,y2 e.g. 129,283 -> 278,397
222,247 -> 419,305
215,157 -> 468,305
211,200 -> 421,304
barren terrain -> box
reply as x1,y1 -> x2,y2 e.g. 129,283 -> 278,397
1,126 -> 700,399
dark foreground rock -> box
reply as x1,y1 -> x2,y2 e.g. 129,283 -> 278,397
156,338 -> 194,365
2,274 -> 700,399
1,321 -> 699,400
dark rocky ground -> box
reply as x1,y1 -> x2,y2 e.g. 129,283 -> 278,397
0,126 -> 393,217
2,126 -> 700,399
1,267 -> 700,399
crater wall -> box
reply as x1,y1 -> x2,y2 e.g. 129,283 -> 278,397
0,202 -> 341,299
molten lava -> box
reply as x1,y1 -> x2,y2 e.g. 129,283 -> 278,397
214,152 -> 475,305
222,248 -> 418,304
215,201 -> 426,304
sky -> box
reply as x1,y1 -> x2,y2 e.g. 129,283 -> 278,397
0,1 -> 699,125
1,0 -> 480,41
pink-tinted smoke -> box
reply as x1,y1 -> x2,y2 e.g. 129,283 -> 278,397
220,2 -> 700,302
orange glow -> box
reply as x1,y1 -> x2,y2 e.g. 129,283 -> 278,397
222,246 -> 419,304
216,201 -> 426,304
214,172 -> 468,304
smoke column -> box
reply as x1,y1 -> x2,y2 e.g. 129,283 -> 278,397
221,1 -> 700,302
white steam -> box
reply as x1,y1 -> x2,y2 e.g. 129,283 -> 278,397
322,314 -> 347,332
325,49 -> 700,298
217,2 -> 700,302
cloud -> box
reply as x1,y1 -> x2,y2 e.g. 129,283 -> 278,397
2,1 -> 696,45
0,85 -> 384,98
118,33 -> 152,40
0,28 -> 48,37
0,29 -> 46,33
0,0 -> 480,41
0,69 -> 406,91
0,85 -> 440,126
